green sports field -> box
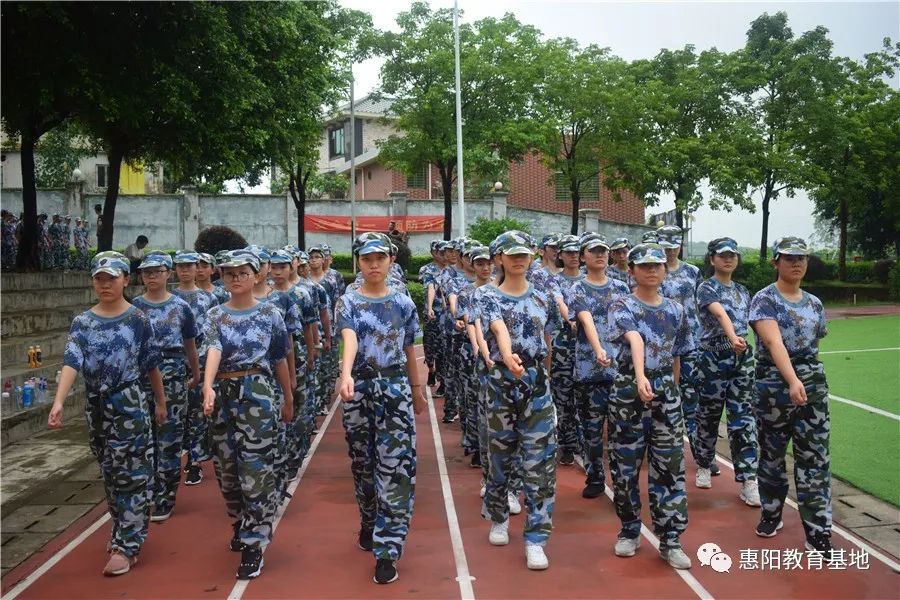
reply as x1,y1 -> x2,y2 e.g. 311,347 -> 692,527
818,315 -> 900,506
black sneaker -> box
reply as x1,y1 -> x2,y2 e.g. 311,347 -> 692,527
373,558 -> 398,584
710,462 -> 721,476
427,371 -> 436,386
441,415 -> 454,424
805,534 -> 835,561
755,517 -> 784,538
184,464 -> 203,486
358,527 -> 374,552
470,453 -> 482,468
236,547 -> 264,580
433,383 -> 445,397
230,521 -> 244,552
559,450 -> 575,466
582,480 -> 605,499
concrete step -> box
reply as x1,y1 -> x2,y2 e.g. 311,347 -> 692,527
1,272 -> 94,292
2,284 -> 149,313
1,358 -> 80,389
1,387 -> 85,447
1,329 -> 70,366
1,306 -> 87,339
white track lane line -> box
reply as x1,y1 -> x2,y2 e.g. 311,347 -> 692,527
828,394 -> 900,421
229,396 -> 341,600
819,347 -> 899,355
424,382 -> 476,599
573,456 -> 714,600
712,453 -> 900,573
3,514 -> 111,600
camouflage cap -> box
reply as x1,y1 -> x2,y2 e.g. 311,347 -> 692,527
772,236 -> 810,257
173,250 -> 201,264
430,240 -> 443,252
137,252 -> 173,271
91,251 -> 130,277
708,237 -> 740,255
214,250 -> 230,265
244,245 -> 271,262
469,245 -> 491,262
320,243 -> 332,256
581,233 -> 610,251
539,234 -> 560,249
609,237 -> 631,251
435,240 -> 451,252
557,234 -> 581,252
353,232 -> 393,256
656,225 -> 683,249
282,244 -> 301,257
628,243 -> 667,265
641,231 -> 659,244
462,238 -> 483,255
198,252 -> 216,265
218,249 -> 260,272
296,250 -> 310,265
307,244 -> 325,256
494,230 -> 533,256
269,249 -> 294,264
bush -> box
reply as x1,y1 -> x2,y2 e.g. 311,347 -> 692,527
468,217 -> 531,246
406,281 -> 425,318
330,253 -> 353,272
736,261 -> 776,295
873,259 -> 895,284
408,254 -> 432,276
844,261 -> 875,283
889,262 -> 900,300
194,226 -> 247,255
804,255 -> 834,281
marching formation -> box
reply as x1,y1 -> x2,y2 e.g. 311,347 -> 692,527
46,224 -> 835,588
1,211 -> 92,271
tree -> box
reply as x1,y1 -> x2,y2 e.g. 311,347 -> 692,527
374,2 -> 546,239
34,121 -> 90,188
713,13 -> 838,260
1,2 -> 81,269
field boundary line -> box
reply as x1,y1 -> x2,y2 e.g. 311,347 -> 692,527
829,394 -> 900,421
819,347 -> 899,355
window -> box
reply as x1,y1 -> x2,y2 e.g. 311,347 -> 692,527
554,171 -> 599,201
328,126 -> 345,159
406,164 -> 428,189
97,164 -> 109,188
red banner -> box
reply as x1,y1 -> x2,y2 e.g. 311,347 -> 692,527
304,215 -> 444,233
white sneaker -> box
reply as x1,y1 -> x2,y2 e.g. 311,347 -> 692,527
480,481 -> 486,498
614,536 -> 640,557
740,479 -> 762,507
525,544 -> 549,570
660,546 -> 692,569
695,467 -> 712,489
508,492 -> 522,515
489,520 -> 509,546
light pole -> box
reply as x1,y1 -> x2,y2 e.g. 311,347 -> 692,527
453,0 -> 465,237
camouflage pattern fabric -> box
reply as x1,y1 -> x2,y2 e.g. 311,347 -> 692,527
749,284 -> 828,363
756,359 -> 832,540
72,225 -> 90,270
342,375 -> 417,561
550,327 -> 580,453
609,371 -> 687,549
185,385 -> 211,464
132,295 -> 198,351
606,265 -> 629,285
203,302 -> 288,377
147,357 -> 189,515
85,382 -> 154,558
482,364 -> 557,545
1,219 -> 18,268
576,381 -> 616,486
210,374 -> 278,550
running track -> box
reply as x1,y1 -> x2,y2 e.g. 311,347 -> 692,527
2,349 -> 897,599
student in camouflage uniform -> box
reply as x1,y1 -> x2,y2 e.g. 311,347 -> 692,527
606,237 -> 631,285
657,225 -> 710,473
750,237 -> 834,557
37,214 -> 51,270
72,218 -> 90,270
308,246 -> 337,416
49,251 -> 168,576
694,238 -> 760,505
436,238 -> 468,422
294,251 -> 325,449
132,253 -> 201,521
61,215 -> 73,269
201,249 -> 294,580
321,244 -> 344,395
1,210 -> 18,269
568,233 -> 630,498
171,251 -> 219,486
607,243 -> 693,570
480,230 -> 561,572
420,240 -> 447,388
550,235 -> 583,466
335,232 -> 424,585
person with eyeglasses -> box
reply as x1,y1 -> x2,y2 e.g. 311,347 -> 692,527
131,253 -> 201,524
750,237 -> 834,560
201,249 -> 293,580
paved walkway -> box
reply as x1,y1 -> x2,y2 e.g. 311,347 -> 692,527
825,304 -> 900,319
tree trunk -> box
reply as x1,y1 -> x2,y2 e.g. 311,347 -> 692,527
16,132 -> 40,270
838,195 -> 848,281
97,145 -> 124,251
673,182 -> 685,260
288,168 -> 307,249
759,193 -> 771,262
441,170 -> 453,240
570,184 -> 580,235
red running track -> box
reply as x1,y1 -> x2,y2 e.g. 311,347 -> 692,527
3,353 -> 898,598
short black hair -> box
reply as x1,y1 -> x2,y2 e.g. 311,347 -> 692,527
136,235 -> 149,244
94,204 -> 103,213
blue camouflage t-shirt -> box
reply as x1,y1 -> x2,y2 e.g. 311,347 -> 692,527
203,302 -> 289,376
569,278 -> 630,382
258,289 -> 304,337
554,272 -> 584,320
697,278 -> 751,344
607,295 -> 692,372
481,285 -> 562,363
131,295 -> 198,350
749,284 -> 827,362
607,265 -> 629,285
527,266 -> 563,301
64,305 -> 161,394
336,289 -> 420,373
172,288 -> 217,345
660,261 -> 703,348
419,262 -> 445,312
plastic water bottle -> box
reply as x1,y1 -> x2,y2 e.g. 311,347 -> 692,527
22,381 -> 34,409
15,386 -> 23,409
38,378 -> 47,404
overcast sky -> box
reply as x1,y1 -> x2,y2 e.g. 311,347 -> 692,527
242,1 -> 899,246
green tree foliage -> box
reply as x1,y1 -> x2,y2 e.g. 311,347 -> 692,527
468,217 -> 531,246
34,121 -> 90,188
374,2 -> 546,239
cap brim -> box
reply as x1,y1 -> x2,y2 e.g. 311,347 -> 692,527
657,240 -> 681,249
775,248 -> 810,256
357,246 -> 391,256
92,267 -> 126,277
713,246 -> 740,255
583,241 -> 610,251
173,259 -> 199,265
632,256 -> 667,264
501,245 -> 533,256
219,259 -> 259,270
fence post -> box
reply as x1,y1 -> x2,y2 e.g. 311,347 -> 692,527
488,191 -> 508,220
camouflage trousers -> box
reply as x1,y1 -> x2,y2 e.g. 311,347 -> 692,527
147,358 -> 188,515
576,379 -> 615,486
342,374 -> 417,561
210,373 -> 278,550
423,315 -> 442,372
185,381 -> 212,465
550,329 -> 580,452
482,363 -> 557,545
696,347 -> 759,481
85,382 -> 153,558
756,360 -> 831,540
477,361 -> 525,492
680,351 -> 700,461
72,247 -> 90,271
286,348 -> 310,475
609,371 -> 687,549
53,243 -> 69,270
460,347 -> 480,456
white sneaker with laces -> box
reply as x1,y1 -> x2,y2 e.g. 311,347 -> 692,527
740,479 -> 761,506
508,492 -> 522,515
525,544 -> 549,570
695,467 -> 712,489
614,536 -> 640,557
660,546 -> 692,570
489,520 -> 509,546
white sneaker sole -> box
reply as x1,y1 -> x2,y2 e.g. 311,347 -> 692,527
150,511 -> 172,522
373,569 -> 399,584
237,557 -> 264,580
740,492 -> 761,507
526,560 -> 549,570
